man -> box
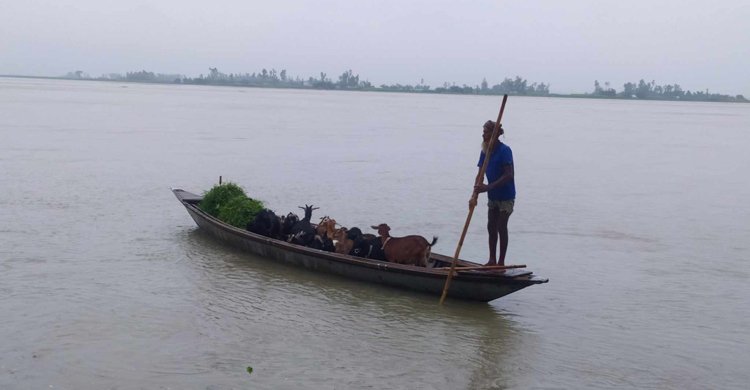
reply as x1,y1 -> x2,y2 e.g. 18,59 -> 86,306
470,120 -> 515,266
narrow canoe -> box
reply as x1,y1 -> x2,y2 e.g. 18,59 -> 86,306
173,189 -> 548,302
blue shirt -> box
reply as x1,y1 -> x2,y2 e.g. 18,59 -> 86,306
477,143 -> 515,201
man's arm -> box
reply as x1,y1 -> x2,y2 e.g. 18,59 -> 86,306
475,164 -> 513,194
489,164 -> 514,190
468,167 -> 481,208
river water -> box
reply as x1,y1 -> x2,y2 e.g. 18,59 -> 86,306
1,77 -> 748,389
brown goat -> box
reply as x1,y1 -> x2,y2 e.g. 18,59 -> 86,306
333,227 -> 354,255
371,223 -> 438,267
316,216 -> 338,240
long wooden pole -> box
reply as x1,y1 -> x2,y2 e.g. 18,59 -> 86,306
439,95 -> 508,305
436,264 -> 525,271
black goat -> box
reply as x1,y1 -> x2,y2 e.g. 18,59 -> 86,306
247,209 -> 281,239
289,204 -> 318,247
280,212 -> 299,241
308,234 -> 336,252
346,227 -> 386,261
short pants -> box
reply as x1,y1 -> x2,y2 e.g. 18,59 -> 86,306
488,199 -> 514,214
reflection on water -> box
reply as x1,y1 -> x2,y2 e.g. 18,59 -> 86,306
179,228 -> 527,389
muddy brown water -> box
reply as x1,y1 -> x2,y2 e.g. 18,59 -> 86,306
1,77 -> 748,389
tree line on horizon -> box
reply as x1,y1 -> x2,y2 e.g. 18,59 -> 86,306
591,79 -> 746,102
62,67 -> 745,102
66,67 -> 551,96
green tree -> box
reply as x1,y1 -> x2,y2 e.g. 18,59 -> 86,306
636,79 -> 653,99
337,69 -> 359,88
621,82 -> 636,98
594,80 -> 603,95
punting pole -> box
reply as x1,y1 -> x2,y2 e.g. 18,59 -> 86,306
439,94 -> 508,305
436,264 -> 525,271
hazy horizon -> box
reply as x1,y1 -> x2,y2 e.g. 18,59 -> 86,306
1,0 -> 748,95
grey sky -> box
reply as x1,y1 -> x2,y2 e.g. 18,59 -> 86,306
2,0 -> 748,94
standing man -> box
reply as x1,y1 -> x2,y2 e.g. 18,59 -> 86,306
471,120 -> 515,266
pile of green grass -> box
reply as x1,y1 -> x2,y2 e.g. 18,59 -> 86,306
200,182 -> 265,228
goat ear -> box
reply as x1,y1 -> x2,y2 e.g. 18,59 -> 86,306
298,206 -> 305,210
312,207 -> 320,210
370,225 -> 379,230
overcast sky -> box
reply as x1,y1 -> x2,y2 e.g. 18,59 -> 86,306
1,0 -> 748,94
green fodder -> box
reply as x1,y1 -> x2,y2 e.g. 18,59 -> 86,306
217,196 -> 265,228
199,182 -> 247,217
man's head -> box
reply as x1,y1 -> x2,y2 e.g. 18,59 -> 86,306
482,120 -> 504,142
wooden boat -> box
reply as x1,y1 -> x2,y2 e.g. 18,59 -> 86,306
173,189 -> 548,302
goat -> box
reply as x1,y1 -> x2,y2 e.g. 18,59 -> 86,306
308,233 -> 336,252
289,204 -> 318,247
371,223 -> 437,267
316,216 -> 338,240
347,227 -> 386,261
246,209 -> 281,239
333,227 -> 354,255
280,212 -> 299,241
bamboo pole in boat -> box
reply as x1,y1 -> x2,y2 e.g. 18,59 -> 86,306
436,264 -> 525,271
439,95 -> 508,305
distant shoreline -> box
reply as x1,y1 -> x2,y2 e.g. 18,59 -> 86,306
2,74 -> 746,104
